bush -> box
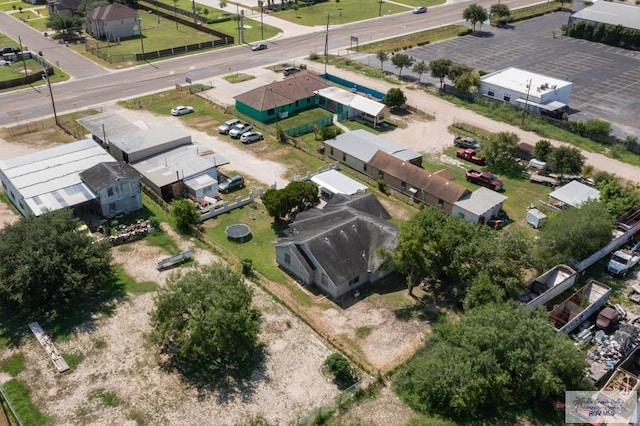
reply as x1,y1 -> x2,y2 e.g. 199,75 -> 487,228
148,216 -> 160,230
325,353 -> 356,388
241,258 -> 253,277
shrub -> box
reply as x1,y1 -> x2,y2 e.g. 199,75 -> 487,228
324,353 -> 356,388
148,216 -> 160,230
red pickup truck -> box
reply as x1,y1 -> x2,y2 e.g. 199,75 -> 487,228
466,169 -> 504,191
456,148 -> 485,166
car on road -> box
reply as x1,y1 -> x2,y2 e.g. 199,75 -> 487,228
218,175 -> 244,193
283,67 -> 300,76
412,6 -> 427,14
251,43 -> 267,51
218,118 -> 241,134
228,122 -> 253,138
240,131 -> 263,144
171,105 -> 194,116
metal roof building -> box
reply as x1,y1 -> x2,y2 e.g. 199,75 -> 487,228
77,112 -> 141,145
310,169 -> 367,198
108,126 -> 192,163
570,1 -> 640,31
0,139 -> 116,216
452,187 -> 507,225
549,180 -> 600,208
325,129 -> 422,168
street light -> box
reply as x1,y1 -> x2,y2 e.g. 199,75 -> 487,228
42,68 -> 58,126
258,0 -> 264,40
324,13 -> 330,74
378,0 -> 383,17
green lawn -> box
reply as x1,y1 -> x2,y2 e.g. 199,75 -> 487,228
271,1 -> 410,26
0,0 -> 31,12
1,379 -> 51,425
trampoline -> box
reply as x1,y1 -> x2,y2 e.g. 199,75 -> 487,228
225,223 -> 252,243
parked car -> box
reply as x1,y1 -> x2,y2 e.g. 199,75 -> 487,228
218,118 -> 241,134
229,122 -> 253,138
283,67 -> 300,76
251,43 -> 267,51
453,135 -> 480,149
413,6 -> 427,14
0,47 -> 20,55
171,105 -> 194,116
218,175 -> 244,193
240,131 -> 263,144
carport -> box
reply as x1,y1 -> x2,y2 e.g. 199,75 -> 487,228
314,87 -> 388,128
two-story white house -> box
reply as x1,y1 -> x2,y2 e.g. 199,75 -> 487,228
85,3 -> 138,41
79,162 -> 142,218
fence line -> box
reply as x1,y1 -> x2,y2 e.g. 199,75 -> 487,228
284,115 -> 333,137
0,385 -> 23,426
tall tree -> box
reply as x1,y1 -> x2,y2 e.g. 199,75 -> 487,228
596,178 -> 640,218
391,53 -> 414,78
170,199 -> 199,232
489,3 -> 510,25
376,50 -> 389,71
0,209 -> 113,317
429,58 -> 452,89
411,60 -> 428,84
533,200 -> 614,271
150,263 -> 261,380
382,87 -> 407,110
533,139 -> 554,161
262,181 -> 319,221
394,302 -> 591,419
463,4 -> 488,31
547,145 -> 584,177
453,70 -> 480,93
47,13 -> 83,33
479,132 -> 519,168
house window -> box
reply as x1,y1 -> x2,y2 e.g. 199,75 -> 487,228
284,253 -> 291,264
503,94 -> 511,102
363,164 -> 367,172
438,199 -> 444,209
109,203 -> 116,212
349,276 -> 360,286
9,191 -> 14,200
378,171 -> 384,179
342,153 -> 346,161
107,187 -> 114,197
307,98 -> 311,104
488,88 -> 495,97
330,147 -> 334,156
295,100 -> 299,107
401,181 -> 406,190
268,108 -> 275,115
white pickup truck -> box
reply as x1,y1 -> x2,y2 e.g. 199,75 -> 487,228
607,241 -> 640,276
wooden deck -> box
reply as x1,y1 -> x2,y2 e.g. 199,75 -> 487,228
28,322 -> 69,373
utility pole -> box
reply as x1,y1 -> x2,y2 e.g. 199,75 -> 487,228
237,3 -> 241,44
324,13 -> 330,74
18,36 -> 28,84
192,0 -> 196,24
521,78 -> 532,126
378,0 -> 383,17
258,0 -> 264,40
42,69 -> 58,126
138,17 -> 145,59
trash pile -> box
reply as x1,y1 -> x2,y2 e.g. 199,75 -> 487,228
587,325 -> 640,366
108,220 -> 151,246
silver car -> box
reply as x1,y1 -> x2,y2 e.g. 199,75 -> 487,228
218,118 -> 241,134
240,131 -> 263,144
229,123 -> 253,138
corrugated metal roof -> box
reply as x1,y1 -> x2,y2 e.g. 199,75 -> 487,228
571,1 -> 640,31
315,87 -> 388,117
0,139 -> 115,216
131,144 -> 226,188
325,129 -> 422,163
77,112 -> 141,142
454,187 -> 507,215
310,169 -> 367,196
549,180 -> 600,208
109,126 -> 191,155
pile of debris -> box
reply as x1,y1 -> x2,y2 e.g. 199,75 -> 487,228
108,220 -> 151,246
588,325 -> 640,366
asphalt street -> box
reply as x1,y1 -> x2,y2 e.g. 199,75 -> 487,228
0,0 -> 542,126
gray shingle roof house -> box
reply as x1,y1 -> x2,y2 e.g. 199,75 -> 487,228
367,150 -> 469,214
85,3 -> 139,40
274,193 -> 398,299
79,162 -> 142,218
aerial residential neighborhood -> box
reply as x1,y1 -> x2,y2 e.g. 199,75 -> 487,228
1,0 -> 640,424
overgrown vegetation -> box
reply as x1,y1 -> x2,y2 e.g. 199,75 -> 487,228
2,379 -> 51,425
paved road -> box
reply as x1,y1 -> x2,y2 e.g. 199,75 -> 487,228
0,11 -> 108,79
0,0 -> 542,125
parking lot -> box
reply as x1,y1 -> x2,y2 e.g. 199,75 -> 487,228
351,11 -> 640,138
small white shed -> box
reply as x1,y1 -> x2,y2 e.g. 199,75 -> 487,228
526,208 -> 547,229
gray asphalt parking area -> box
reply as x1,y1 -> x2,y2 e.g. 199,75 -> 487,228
351,11 -> 640,137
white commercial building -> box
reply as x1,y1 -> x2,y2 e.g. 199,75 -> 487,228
479,67 -> 573,116
0,139 -> 116,216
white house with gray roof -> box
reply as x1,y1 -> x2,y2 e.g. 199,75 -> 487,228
324,129 -> 422,174
108,126 -> 192,163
